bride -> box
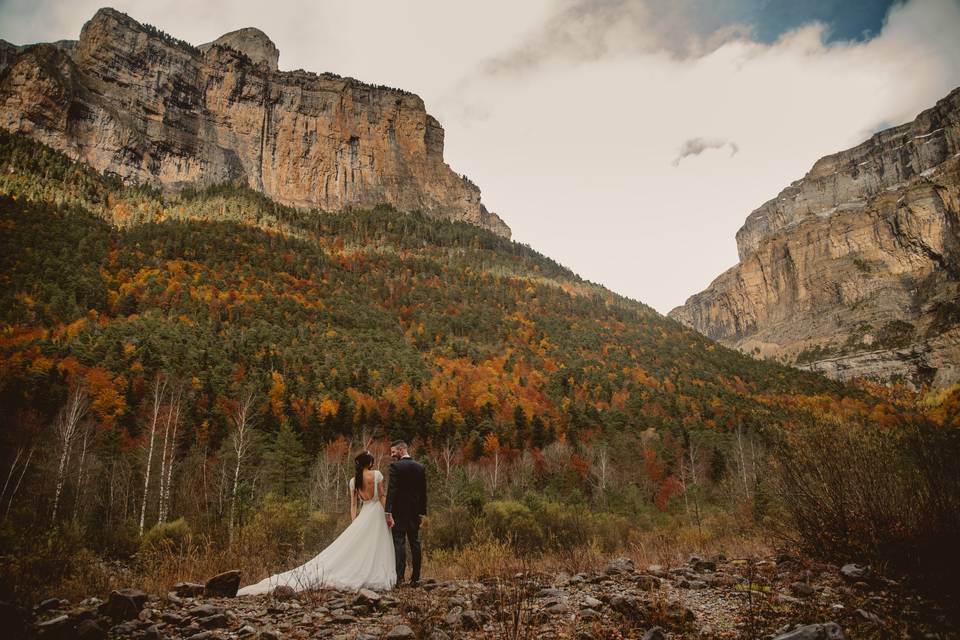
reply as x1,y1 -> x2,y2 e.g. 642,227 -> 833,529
237,451 -> 397,594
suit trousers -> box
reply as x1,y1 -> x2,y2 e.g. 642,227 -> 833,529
391,515 -> 422,582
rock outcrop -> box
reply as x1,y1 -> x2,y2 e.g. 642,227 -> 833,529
0,8 -> 510,237
670,87 -> 960,388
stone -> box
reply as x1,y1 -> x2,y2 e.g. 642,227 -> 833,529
790,581 -> 815,597
174,582 -> 206,598
0,8 -> 511,239
386,625 -> 415,640
631,574 -> 661,590
772,622 -> 844,640
73,619 -> 106,640
669,87 -> 960,389
581,596 -> 603,609
102,588 -> 148,621
579,608 -> 600,620
642,628 -> 667,640
204,570 -> 241,597
272,585 -> 296,600
605,557 -> 635,574
840,564 -> 872,582
37,614 -> 74,638
460,610 -> 483,630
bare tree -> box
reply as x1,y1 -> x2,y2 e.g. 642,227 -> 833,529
139,375 -> 167,536
51,385 -> 89,523
589,446 -> 612,494
157,384 -> 183,524
4,446 -> 35,520
71,421 -> 93,524
229,389 -> 258,545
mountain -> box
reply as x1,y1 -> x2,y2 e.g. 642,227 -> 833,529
0,8 -> 510,237
2,126 -> 918,455
670,87 -> 960,389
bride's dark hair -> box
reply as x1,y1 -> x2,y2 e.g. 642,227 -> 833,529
353,451 -> 375,496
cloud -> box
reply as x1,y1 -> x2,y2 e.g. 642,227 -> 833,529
478,0 -> 754,77
672,137 -> 740,167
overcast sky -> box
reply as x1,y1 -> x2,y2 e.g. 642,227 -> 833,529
2,0 -> 960,314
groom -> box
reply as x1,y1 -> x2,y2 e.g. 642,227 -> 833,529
384,440 -> 427,586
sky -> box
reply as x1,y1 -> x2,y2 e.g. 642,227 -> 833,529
2,0 -> 960,314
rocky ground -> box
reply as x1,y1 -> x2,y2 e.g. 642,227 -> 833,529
10,555 -> 958,639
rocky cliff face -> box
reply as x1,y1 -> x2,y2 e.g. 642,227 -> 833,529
670,87 -> 960,388
0,8 -> 510,237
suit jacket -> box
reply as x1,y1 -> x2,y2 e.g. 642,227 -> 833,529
385,456 -> 427,522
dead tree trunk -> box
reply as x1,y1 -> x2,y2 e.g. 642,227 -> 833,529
139,375 -> 166,536
229,389 -> 257,545
51,386 -> 89,523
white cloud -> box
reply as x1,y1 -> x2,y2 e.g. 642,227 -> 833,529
1,0 -> 959,315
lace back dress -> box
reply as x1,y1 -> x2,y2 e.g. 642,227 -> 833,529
237,469 -> 397,594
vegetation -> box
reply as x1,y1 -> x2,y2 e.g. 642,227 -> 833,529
0,130 -> 957,606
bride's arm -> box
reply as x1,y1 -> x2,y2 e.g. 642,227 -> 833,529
349,481 -> 357,521
378,474 -> 387,509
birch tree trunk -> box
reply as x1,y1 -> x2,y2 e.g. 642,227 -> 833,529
157,384 -> 182,524
229,389 -> 257,545
72,423 -> 91,524
51,386 -> 89,523
5,446 -> 34,520
139,375 -> 166,536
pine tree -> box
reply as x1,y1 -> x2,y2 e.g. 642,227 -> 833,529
263,422 -> 307,498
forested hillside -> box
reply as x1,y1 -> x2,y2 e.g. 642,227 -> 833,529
1,130 -> 957,606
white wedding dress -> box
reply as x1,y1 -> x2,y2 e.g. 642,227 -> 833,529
237,470 -> 397,594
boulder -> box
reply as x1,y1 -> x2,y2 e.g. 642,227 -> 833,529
204,570 -> 241,597
386,625 -> 416,640
101,588 -> 148,621
840,564 -> 871,582
272,585 -> 296,600
173,582 -> 206,598
773,622 -> 844,640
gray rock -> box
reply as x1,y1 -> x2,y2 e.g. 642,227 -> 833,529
581,596 -> 603,609
632,574 -> 661,590
102,588 -> 148,621
460,610 -> 483,630
790,582 -> 815,597
605,557 -> 635,574
272,585 -> 296,600
840,564 -> 872,582
74,619 -> 106,640
773,622 -> 844,640
386,625 -> 415,640
643,627 -> 667,640
173,582 -> 206,598
205,569 -> 241,597
579,608 -> 600,620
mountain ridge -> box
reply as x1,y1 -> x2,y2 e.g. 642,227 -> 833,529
0,7 -> 511,237
670,86 -> 960,389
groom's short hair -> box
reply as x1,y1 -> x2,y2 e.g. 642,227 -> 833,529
391,440 -> 408,449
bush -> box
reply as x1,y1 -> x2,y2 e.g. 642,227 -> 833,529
302,511 -> 345,552
141,518 -> 192,555
483,500 -> 544,551
771,417 -> 960,597
238,497 -> 309,566
424,506 -> 477,550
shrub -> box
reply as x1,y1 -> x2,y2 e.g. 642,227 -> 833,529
424,506 -> 476,550
302,511 -> 344,552
141,518 -> 192,555
771,417 -> 960,597
483,500 -> 544,551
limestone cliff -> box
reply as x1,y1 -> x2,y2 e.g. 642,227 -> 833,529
670,87 -> 960,388
0,8 -> 510,237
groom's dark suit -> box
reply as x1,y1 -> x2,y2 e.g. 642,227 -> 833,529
385,456 -> 427,583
